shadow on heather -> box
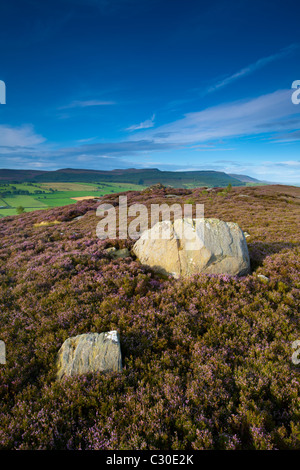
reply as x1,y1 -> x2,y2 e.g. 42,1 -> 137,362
248,241 -> 300,270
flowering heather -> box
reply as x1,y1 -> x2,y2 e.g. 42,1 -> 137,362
0,184 -> 299,450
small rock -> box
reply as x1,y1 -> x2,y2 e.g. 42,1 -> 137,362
143,183 -> 166,193
257,274 -> 269,282
105,247 -> 117,255
243,232 -> 251,238
56,331 -> 122,380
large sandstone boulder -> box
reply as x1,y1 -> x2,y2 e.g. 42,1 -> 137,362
56,331 -> 122,380
132,218 -> 250,278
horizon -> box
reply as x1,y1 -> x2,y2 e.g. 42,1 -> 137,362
0,0 -> 300,184
2,166 -> 300,186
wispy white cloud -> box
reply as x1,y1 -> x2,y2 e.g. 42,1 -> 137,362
76,137 -> 97,143
247,160 -> 300,182
135,89 -> 300,145
59,99 -> 116,109
0,124 -> 46,149
206,44 -> 300,94
0,136 -> 177,170
126,114 -> 155,131
163,44 -> 300,110
272,129 -> 300,143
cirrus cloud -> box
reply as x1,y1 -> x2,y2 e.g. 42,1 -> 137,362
0,124 -> 46,149
126,114 -> 155,131
134,89 -> 300,144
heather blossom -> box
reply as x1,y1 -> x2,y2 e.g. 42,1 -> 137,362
0,185 -> 299,449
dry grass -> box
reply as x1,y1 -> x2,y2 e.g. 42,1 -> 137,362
33,220 -> 62,227
70,196 -> 99,201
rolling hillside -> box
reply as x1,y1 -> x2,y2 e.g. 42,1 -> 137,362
0,168 -> 247,188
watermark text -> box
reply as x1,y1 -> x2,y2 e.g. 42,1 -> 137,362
292,340 -> 300,365
291,80 -> 300,104
0,340 -> 6,364
96,196 -> 204,249
0,80 -> 6,104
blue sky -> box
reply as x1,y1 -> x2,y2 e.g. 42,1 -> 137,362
0,0 -> 300,183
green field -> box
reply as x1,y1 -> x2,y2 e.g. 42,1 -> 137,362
0,182 -> 52,194
3,195 -> 48,208
39,182 -> 100,191
35,191 -> 101,207
0,198 -> 9,207
0,181 -> 146,217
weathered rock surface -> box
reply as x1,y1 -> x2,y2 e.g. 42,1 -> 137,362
132,218 -> 250,278
257,274 -> 269,282
56,331 -> 122,380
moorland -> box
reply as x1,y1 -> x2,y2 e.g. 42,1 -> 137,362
0,183 -> 299,450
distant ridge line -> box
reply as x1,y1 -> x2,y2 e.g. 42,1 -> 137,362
0,168 -> 262,187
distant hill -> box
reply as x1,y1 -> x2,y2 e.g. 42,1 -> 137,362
0,169 -> 47,182
0,168 -> 246,188
228,173 -> 274,184
228,173 -> 262,183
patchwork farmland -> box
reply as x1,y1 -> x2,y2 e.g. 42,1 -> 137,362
0,182 -> 145,217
